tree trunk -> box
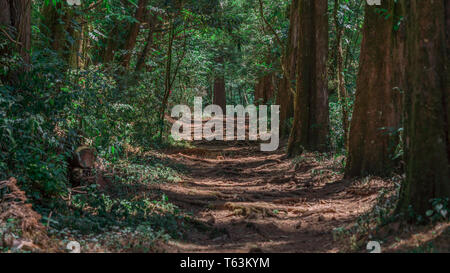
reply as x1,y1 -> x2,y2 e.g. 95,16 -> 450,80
135,15 -> 158,72
345,1 -> 405,177
103,25 -> 121,63
67,11 -> 83,69
0,0 -> 30,86
213,55 -> 226,112
255,73 -> 275,105
0,0 -> 13,63
0,0 -> 31,64
397,0 -> 450,216
121,0 -> 148,68
277,0 -> 299,138
41,2 -> 84,67
79,24 -> 91,68
41,3 -> 66,56
287,0 -> 329,156
158,20 -> 175,142
333,0 -> 350,149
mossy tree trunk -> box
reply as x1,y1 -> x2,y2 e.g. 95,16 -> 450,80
333,0 -> 350,149
277,0 -> 299,138
41,2 -> 84,68
287,0 -> 329,156
345,1 -> 405,177
397,0 -> 450,216
67,10 -> 83,69
41,3 -> 66,58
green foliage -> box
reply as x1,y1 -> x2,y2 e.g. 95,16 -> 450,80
51,189 -> 181,236
0,0 -> 384,253
329,96 -> 346,152
332,176 -> 402,251
409,198 -> 450,224
0,58 -> 74,199
427,199 -> 449,222
327,0 -> 364,153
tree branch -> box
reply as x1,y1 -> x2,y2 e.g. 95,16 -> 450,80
257,0 -> 295,96
0,27 -> 22,46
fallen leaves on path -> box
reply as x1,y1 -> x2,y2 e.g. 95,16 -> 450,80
161,141 -> 398,253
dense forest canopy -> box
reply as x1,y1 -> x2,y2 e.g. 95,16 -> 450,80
0,0 -> 448,253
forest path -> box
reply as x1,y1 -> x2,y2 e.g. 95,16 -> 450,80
157,137 -> 385,253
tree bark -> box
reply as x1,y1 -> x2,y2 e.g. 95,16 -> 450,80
0,0 -> 31,64
41,2 -> 84,67
213,55 -> 226,112
135,15 -> 159,72
103,25 -> 119,63
345,1 -> 405,177
41,2 -> 65,56
255,73 -> 275,105
333,0 -> 350,148
121,0 -> 148,68
67,10 -> 83,69
277,0 -> 299,138
287,0 -> 329,156
397,0 -> 450,216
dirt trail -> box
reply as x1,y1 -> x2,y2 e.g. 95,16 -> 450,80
157,118 -> 387,253
155,136 -> 392,253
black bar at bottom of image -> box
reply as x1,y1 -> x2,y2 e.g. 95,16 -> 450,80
0,253 -> 445,272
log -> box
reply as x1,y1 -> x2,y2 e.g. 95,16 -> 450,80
72,146 -> 96,169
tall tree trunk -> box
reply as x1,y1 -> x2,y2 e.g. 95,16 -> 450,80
103,25 -> 119,63
213,55 -> 226,112
333,0 -> 350,149
0,0 -> 31,64
158,20 -> 175,142
121,0 -> 148,68
41,3 -> 66,56
135,15 -> 158,72
41,2 -> 82,67
287,0 -> 329,156
0,0 -> 31,86
79,24 -> 91,68
255,73 -> 275,105
67,10 -> 83,69
345,1 -> 405,177
277,0 -> 299,138
397,0 -> 450,216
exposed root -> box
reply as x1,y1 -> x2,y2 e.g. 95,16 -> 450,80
224,202 -> 279,218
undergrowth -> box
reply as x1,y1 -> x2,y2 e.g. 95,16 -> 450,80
332,175 -> 449,253
33,153 -> 189,252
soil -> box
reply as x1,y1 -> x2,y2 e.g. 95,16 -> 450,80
156,138 -> 392,253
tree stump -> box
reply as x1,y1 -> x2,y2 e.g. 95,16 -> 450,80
72,146 -> 96,169
69,146 -> 96,187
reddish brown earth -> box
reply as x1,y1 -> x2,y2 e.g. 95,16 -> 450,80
156,139 -> 394,253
